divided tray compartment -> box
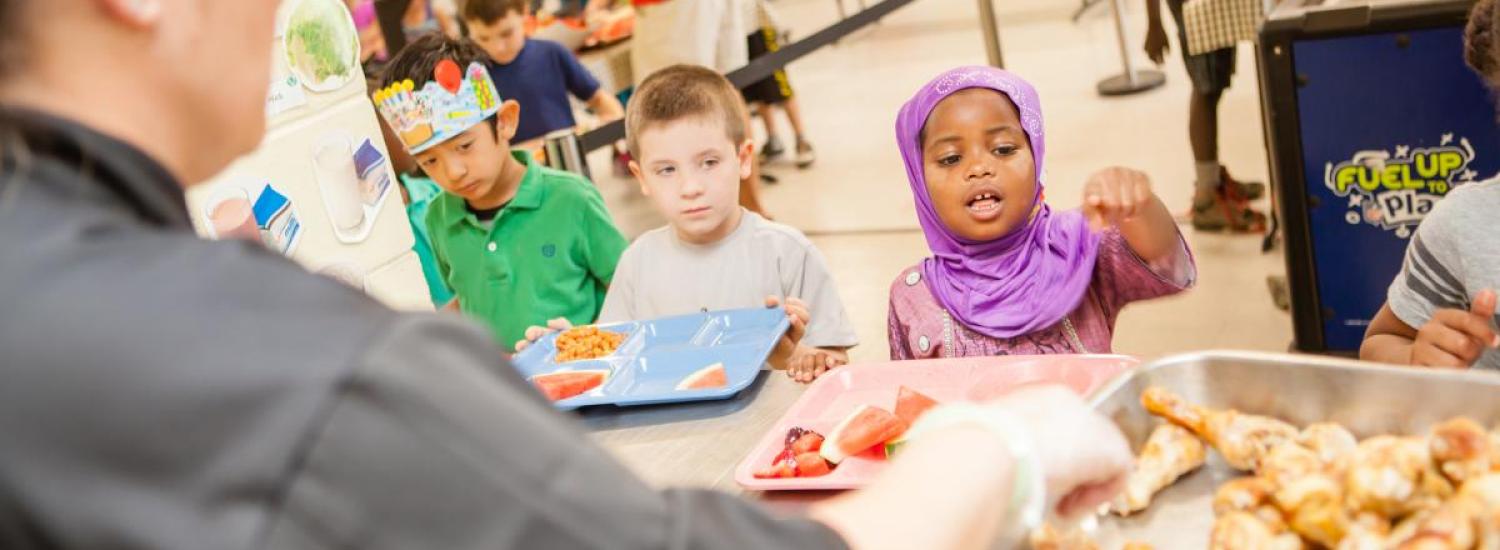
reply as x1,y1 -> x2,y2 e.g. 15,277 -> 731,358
512,307 -> 791,410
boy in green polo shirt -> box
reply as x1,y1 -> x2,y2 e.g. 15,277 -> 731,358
374,34 -> 626,348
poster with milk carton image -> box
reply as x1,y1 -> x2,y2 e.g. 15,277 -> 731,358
201,178 -> 305,257
183,0 -> 431,312
313,131 -> 393,244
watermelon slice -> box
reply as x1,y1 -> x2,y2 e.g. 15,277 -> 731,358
795,452 -> 832,477
530,369 -> 609,402
790,432 -> 825,455
894,386 -> 940,426
820,405 -> 908,464
675,363 -> 728,391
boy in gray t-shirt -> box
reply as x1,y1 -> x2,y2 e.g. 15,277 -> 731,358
520,66 -> 857,382
598,209 -> 857,348
1362,178 -> 1500,370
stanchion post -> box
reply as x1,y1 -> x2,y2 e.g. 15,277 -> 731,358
1096,0 -> 1166,95
977,0 -> 1005,68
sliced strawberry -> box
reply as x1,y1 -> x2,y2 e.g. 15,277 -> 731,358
774,462 -> 798,478
753,467 -> 779,479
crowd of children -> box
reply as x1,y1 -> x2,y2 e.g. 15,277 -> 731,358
368,15 -> 1205,383
372,5 -> 1500,380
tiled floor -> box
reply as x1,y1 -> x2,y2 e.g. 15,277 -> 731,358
589,0 -> 1293,364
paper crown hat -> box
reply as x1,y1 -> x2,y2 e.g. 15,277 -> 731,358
372,60 -> 502,154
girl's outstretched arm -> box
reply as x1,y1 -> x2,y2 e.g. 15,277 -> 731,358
1082,167 -> 1180,263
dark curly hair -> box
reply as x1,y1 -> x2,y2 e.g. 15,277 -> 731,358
378,33 -> 491,91
1466,0 -> 1500,85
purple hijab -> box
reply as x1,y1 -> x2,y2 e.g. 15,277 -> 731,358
897,66 -> 1101,339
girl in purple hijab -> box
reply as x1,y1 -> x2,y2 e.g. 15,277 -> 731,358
887,66 -> 1196,359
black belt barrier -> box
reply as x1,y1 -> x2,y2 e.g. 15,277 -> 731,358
577,0 -> 919,153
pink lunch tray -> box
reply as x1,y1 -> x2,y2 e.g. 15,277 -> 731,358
734,354 -> 1139,491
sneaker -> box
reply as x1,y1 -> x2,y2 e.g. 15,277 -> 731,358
1191,188 -> 1267,233
795,139 -> 816,169
761,137 -> 786,162
1221,168 -> 1266,201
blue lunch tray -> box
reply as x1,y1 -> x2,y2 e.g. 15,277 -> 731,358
511,307 -> 792,410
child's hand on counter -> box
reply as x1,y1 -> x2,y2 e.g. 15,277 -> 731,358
765,296 -> 809,371
788,347 -> 849,384
514,317 -> 574,353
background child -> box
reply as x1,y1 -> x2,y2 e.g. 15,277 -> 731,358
1359,1 -> 1500,370
464,0 -> 625,146
1360,182 -> 1500,370
585,0 -> 773,217
403,0 -> 462,42
377,35 -> 627,348
739,0 -> 816,169
887,66 -> 1195,359
522,65 -> 858,382
1143,0 -> 1266,232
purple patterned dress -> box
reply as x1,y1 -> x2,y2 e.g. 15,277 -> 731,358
888,228 -> 1196,359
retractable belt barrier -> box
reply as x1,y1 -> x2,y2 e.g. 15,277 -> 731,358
577,0 -> 922,153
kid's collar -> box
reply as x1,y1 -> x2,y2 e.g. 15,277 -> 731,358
433,150 -> 544,230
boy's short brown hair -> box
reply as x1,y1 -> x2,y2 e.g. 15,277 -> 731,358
625,65 -> 749,158
463,0 -> 529,24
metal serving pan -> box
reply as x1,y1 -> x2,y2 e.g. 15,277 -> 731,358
1085,351 -> 1500,548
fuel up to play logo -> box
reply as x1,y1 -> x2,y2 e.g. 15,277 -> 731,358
1324,134 -> 1480,238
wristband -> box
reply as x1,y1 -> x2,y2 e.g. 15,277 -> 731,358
903,402 -> 1047,533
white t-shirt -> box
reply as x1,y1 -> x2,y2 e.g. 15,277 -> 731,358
599,210 -> 860,349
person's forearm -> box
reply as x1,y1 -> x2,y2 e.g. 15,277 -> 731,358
1119,195 -> 1179,263
1145,0 -> 1163,26
810,424 -> 1015,550
1361,333 -> 1415,365
589,91 -> 625,122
